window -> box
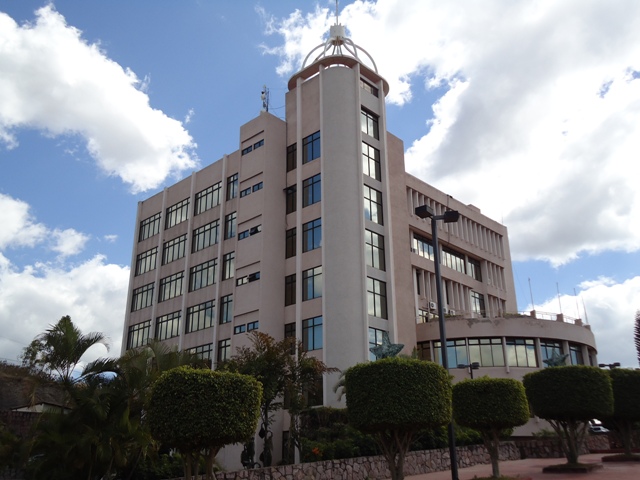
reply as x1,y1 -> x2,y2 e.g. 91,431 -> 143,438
222,252 -> 235,280
506,338 -> 537,367
158,272 -> 184,302
240,187 -> 252,197
219,294 -> 233,324
285,228 -> 296,258
252,182 -> 263,192
189,259 -> 217,292
434,339 -> 468,367
442,247 -> 466,274
127,320 -> 151,349
367,277 -> 387,319
364,185 -> 383,225
302,218 -> 322,252
286,186 -> 297,214
234,324 -> 246,334
286,143 -> 297,172
470,291 -> 486,317
360,78 -> 379,97
469,338 -> 505,367
412,234 -> 434,260
285,274 -> 296,306
302,174 -> 321,207
194,183 -> 221,215
361,109 -> 379,139
468,258 -> 482,281
302,266 -> 322,301
165,198 -> 189,229
241,145 -> 253,155
162,234 -> 187,265
186,300 -> 215,333
238,230 -> 249,240
417,308 -> 429,324
236,272 -> 260,286
135,247 -> 157,276
369,327 -> 386,360
188,343 -> 213,361
364,230 -> 385,270
540,339 -> 563,367
302,131 -> 321,164
192,220 -> 219,252
155,311 -> 180,340
285,322 -> 296,339
139,213 -> 161,241
131,283 -> 154,312
417,341 -> 432,362
362,142 -> 381,181
226,173 -> 238,200
302,316 -> 322,351
569,343 -> 584,365
247,321 -> 259,331
224,212 -> 237,239
217,338 -> 231,363
254,139 -> 264,149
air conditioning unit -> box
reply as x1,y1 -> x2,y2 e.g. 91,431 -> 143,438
448,309 -> 456,315
429,301 -> 437,310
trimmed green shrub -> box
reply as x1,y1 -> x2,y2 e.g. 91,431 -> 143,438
345,358 -> 451,480
606,369 -> 640,456
147,366 -> 262,480
453,377 -> 529,478
524,366 -> 613,464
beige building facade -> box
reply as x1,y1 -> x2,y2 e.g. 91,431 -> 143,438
122,24 -> 597,468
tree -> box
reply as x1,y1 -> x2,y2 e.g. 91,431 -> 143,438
635,310 -> 640,367
147,366 -> 262,480
453,377 -> 529,478
605,368 -> 640,457
283,338 -> 339,463
523,366 -> 613,464
21,315 -> 109,388
220,332 -> 291,466
345,358 -> 451,480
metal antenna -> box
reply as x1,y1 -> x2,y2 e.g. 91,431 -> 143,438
336,0 -> 339,24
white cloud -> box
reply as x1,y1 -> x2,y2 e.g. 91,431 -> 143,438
0,193 -> 48,249
0,253 -> 129,366
0,193 -> 128,365
51,228 -> 89,258
534,276 -> 640,368
103,234 -> 118,243
262,0 -> 640,265
0,5 -> 198,193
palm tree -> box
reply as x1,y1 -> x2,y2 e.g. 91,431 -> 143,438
21,315 -> 109,387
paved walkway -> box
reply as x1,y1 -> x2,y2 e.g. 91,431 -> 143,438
405,453 -> 640,480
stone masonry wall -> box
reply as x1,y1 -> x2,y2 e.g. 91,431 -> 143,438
213,443 -> 521,480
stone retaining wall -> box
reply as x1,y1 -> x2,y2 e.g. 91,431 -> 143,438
214,443 -> 521,480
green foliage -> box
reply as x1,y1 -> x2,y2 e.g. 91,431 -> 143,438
609,368 -> 640,421
605,368 -> 640,456
20,315 -> 109,386
523,366 -> 614,464
345,358 -> 451,480
453,377 -> 529,478
298,407 -> 378,462
345,357 -> 451,433
453,377 -> 529,430
523,366 -> 613,421
148,366 -> 262,452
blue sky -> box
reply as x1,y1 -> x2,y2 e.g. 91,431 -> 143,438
1,1 -> 638,368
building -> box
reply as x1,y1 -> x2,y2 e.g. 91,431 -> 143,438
122,22 -> 597,467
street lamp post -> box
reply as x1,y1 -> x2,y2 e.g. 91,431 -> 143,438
598,362 -> 621,369
458,362 -> 480,379
415,204 -> 460,480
